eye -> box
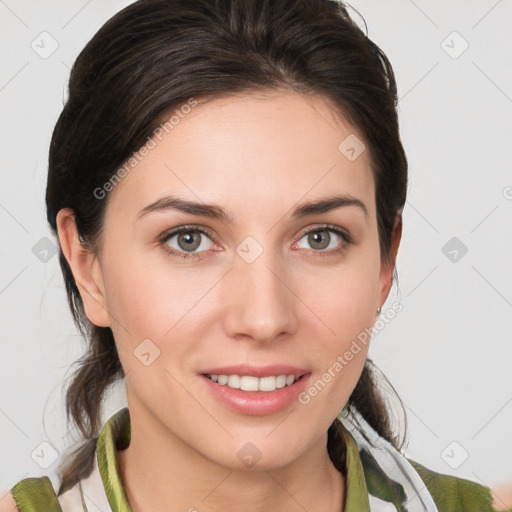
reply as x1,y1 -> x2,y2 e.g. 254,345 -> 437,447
159,226 -> 216,261
159,223 -> 353,261
293,224 -> 352,256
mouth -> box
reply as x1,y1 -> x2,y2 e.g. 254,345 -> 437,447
199,371 -> 312,416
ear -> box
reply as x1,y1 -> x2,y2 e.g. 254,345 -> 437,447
377,213 -> 402,309
56,208 -> 111,327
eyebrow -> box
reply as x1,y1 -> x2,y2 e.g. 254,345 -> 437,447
136,194 -> 368,222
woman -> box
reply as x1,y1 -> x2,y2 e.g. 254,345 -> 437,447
3,0 -> 505,510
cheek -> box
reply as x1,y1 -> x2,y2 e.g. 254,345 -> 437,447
101,256 -> 200,391
298,254 -> 380,344
309,273 -> 373,386
294,253 -> 379,413
101,249 -> 213,348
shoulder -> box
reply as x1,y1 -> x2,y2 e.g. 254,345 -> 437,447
0,492 -> 19,512
6,476 -> 62,512
407,457 -> 497,512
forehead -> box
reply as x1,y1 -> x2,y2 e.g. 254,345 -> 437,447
105,90 -> 375,222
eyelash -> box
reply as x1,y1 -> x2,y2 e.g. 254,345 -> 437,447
158,223 -> 353,261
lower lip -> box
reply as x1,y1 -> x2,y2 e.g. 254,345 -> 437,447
199,373 -> 312,416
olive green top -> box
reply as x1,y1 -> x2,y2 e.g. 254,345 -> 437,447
10,407 -> 502,511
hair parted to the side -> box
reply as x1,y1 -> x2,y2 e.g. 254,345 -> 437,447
46,0 -> 408,492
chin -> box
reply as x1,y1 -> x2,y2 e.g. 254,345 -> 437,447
204,432 -> 311,471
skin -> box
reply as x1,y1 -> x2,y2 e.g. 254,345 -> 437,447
55,89 -> 401,512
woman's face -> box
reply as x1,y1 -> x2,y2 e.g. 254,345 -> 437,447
74,90 -> 397,469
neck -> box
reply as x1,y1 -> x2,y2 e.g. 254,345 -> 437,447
116,406 -> 346,512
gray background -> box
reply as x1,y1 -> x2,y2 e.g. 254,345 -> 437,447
1,0 -> 511,497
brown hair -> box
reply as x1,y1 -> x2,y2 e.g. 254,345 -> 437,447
46,0 -> 408,492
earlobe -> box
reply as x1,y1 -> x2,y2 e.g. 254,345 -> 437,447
56,208 -> 111,328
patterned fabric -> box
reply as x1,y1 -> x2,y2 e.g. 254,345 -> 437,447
10,407 -> 497,511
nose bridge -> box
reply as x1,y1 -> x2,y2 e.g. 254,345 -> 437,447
223,235 -> 296,342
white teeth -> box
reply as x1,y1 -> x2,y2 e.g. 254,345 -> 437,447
240,376 -> 259,391
276,375 -> 287,388
206,374 -> 299,392
227,375 -> 240,388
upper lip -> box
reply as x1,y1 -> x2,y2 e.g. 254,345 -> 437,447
200,364 -> 311,378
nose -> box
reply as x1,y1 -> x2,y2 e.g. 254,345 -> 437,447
222,245 -> 298,345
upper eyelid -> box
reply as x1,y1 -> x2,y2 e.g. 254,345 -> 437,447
159,225 -> 215,243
